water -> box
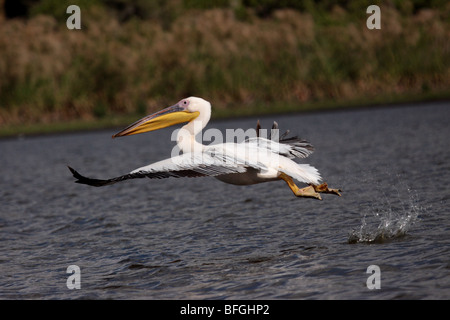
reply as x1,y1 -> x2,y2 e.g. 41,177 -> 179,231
348,177 -> 422,244
0,101 -> 449,300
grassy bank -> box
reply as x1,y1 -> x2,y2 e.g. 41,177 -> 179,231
0,0 -> 449,134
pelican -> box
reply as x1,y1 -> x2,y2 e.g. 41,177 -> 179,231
68,97 -> 341,200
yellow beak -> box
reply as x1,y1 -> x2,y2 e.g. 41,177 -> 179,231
112,104 -> 199,138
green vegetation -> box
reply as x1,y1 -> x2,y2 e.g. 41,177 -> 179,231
0,0 -> 449,136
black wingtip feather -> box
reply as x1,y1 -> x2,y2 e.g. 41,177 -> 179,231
68,166 -> 111,187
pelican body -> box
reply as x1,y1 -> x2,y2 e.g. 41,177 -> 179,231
69,97 -> 341,200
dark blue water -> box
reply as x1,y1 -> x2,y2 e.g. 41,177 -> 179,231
1,101 -> 449,299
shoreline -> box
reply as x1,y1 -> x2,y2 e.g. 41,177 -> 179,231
1,92 -> 449,139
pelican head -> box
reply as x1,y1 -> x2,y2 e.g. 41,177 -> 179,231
112,97 -> 211,138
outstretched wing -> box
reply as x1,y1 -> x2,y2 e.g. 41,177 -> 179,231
68,149 -> 251,187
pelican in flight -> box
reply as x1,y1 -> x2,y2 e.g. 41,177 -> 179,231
69,97 -> 341,200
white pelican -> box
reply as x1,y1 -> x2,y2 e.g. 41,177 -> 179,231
69,97 -> 341,200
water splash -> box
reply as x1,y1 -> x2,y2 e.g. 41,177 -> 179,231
348,178 -> 423,244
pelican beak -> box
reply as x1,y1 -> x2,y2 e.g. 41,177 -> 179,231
112,103 -> 199,138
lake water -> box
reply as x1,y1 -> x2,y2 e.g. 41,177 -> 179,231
0,101 -> 449,300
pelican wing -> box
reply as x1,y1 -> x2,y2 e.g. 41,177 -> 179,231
278,137 -> 314,158
252,120 -> 314,159
131,149 -> 250,177
68,148 -> 253,187
245,136 -> 314,159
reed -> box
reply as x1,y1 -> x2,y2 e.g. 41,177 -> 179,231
0,1 -> 449,127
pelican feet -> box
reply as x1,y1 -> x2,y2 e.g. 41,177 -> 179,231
295,185 -> 322,200
279,173 -> 322,200
311,182 -> 342,197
